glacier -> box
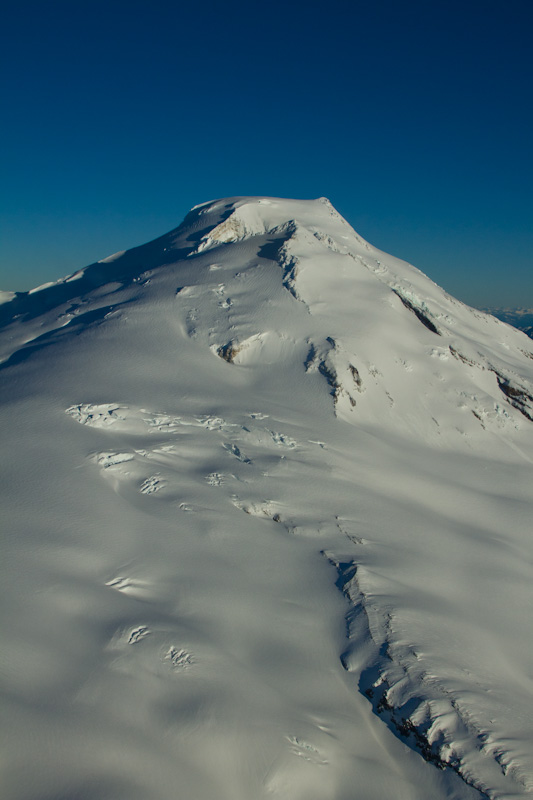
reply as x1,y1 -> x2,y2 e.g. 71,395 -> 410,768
1,196 -> 533,800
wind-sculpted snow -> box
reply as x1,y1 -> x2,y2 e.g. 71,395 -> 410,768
1,196 -> 533,800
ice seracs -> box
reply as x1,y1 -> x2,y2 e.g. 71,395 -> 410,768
1,196 -> 533,800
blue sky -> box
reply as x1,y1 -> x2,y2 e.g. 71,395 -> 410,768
1,0 -> 531,307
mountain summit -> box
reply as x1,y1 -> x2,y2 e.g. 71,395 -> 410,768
2,197 -> 533,800
3,196 -> 532,433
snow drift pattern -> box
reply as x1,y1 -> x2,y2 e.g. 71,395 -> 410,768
1,196 -> 533,800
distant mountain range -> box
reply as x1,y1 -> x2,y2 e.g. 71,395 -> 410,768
482,307 -> 533,338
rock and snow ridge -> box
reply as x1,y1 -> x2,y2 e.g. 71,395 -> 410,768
1,196 -> 533,800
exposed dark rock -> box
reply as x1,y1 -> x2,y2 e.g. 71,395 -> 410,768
490,369 -> 533,422
449,346 -> 479,367
349,364 -> 363,391
217,341 -> 240,363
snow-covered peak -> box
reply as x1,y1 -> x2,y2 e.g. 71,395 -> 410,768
2,198 -> 533,800
2,197 -> 532,438
186,195 -> 338,228
172,196 -> 360,253
0,289 -> 16,305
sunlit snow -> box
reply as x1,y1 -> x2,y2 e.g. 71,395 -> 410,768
1,197 -> 532,800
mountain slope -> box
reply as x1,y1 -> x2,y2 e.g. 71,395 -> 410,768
482,308 -> 533,339
1,197 -> 533,800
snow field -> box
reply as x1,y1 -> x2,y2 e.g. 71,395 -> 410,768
1,196 -> 533,799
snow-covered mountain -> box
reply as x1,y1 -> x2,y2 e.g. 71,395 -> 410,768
1,197 -> 533,800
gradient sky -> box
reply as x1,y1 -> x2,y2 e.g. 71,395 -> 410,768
1,0 -> 531,308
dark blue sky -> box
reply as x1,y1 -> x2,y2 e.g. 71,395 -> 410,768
1,0 -> 531,307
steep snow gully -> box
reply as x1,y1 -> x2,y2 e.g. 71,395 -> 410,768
1,197 -> 533,800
